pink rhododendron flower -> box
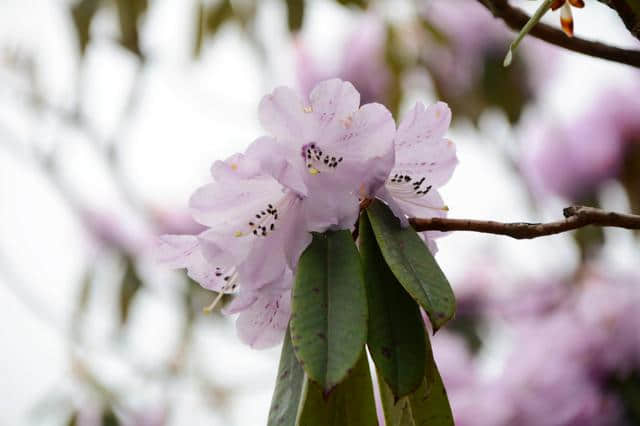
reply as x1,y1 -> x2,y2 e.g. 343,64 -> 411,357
375,101 -> 457,251
258,78 -> 396,223
158,79 -> 397,348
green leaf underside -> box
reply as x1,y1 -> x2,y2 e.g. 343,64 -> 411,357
366,201 -> 455,332
296,350 -> 377,426
379,332 -> 454,426
290,231 -> 368,392
359,214 -> 427,399
268,328 -> 306,426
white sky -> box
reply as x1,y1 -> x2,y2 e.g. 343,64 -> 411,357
0,0 -> 639,424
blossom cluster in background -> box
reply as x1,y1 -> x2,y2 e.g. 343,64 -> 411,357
431,265 -> 640,426
158,79 -> 457,348
522,85 -> 640,204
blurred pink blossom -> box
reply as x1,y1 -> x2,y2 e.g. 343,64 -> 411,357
81,208 -> 154,256
420,0 -> 552,96
522,87 -> 640,200
296,16 -> 389,104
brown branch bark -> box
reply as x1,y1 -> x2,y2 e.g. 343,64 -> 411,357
597,0 -> 640,41
477,0 -> 640,68
409,206 -> 640,239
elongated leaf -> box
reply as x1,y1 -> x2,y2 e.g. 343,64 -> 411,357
285,0 -> 304,32
71,0 -> 101,55
296,350 -> 377,426
379,332 -> 454,426
268,328 -> 305,426
119,258 -> 143,325
359,213 -> 426,399
367,201 -> 455,331
290,231 -> 368,393
205,0 -> 233,35
193,2 -> 205,58
115,0 -> 147,58
336,0 -> 369,8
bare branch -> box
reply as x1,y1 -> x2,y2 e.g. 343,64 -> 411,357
409,206 -> 640,239
477,0 -> 640,68
597,0 -> 640,41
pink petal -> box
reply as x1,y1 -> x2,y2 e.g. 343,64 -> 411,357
189,176 -> 283,228
244,137 -> 308,196
309,79 -> 360,128
156,235 -> 236,292
393,102 -> 457,189
236,290 -> 292,349
258,86 -> 311,143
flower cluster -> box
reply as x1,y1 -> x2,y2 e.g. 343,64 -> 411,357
429,266 -> 640,426
522,86 -> 640,201
157,79 -> 456,348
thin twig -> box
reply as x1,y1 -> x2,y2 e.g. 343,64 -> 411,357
477,0 -> 640,68
409,206 -> 640,239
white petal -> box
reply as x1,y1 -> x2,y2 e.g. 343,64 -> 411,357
156,235 -> 236,292
245,137 -> 307,196
309,79 -> 360,128
189,176 -> 284,228
396,103 -> 451,153
392,188 -> 448,220
258,86 -> 312,143
236,290 -> 292,349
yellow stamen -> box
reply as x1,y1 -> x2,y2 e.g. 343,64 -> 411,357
234,231 -> 244,237
303,106 -> 313,113
231,163 -> 238,171
308,167 -> 319,175
203,292 -> 225,314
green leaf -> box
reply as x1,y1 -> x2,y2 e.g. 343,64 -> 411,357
114,0 -> 148,58
285,0 -> 305,32
296,350 -> 377,426
290,231 -> 368,393
359,213 -> 426,399
268,328 -> 305,426
503,0 -> 554,66
335,0 -> 369,9
367,201 -> 455,331
119,258 -> 143,325
193,2 -> 205,58
102,409 -> 120,426
70,0 -> 101,55
379,332 -> 454,426
205,0 -> 233,35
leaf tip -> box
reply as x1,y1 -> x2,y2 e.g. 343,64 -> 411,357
503,49 -> 513,67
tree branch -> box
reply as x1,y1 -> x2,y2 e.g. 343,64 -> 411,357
409,206 -> 640,239
597,0 -> 640,41
477,0 -> 640,68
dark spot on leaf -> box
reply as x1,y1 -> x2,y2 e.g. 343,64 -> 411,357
316,332 -> 326,340
280,370 -> 289,379
381,346 -> 393,358
312,287 -> 320,293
